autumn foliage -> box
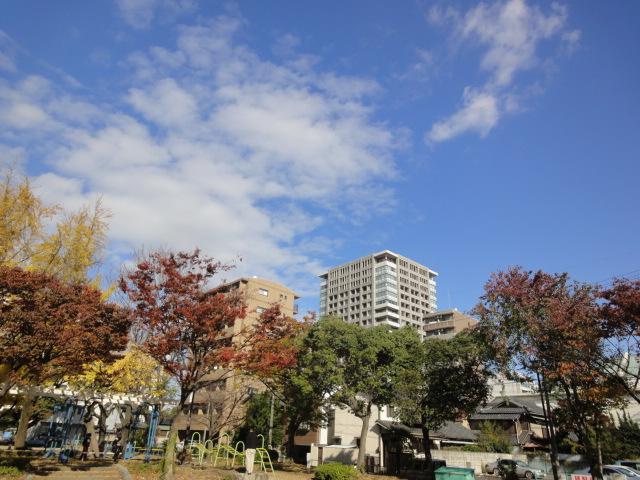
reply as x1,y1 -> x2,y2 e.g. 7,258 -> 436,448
120,250 -> 302,480
475,267 -> 632,480
0,265 -> 131,392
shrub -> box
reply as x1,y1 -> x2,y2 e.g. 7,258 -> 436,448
477,421 -> 512,453
313,463 -> 358,480
461,444 -> 483,452
0,465 -> 21,477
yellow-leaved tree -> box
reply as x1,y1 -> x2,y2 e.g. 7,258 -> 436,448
1,171 -> 115,449
0,171 -> 110,386
66,348 -> 172,453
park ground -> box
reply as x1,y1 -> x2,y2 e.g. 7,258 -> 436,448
0,455 -> 407,480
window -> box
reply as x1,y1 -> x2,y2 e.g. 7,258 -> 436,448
258,288 -> 268,296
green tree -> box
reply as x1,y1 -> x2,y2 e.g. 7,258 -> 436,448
260,316 -> 345,458
395,333 -> 491,480
333,322 -> 421,472
234,392 -> 284,448
476,421 -> 511,453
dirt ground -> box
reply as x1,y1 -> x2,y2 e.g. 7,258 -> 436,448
124,460 -> 317,480
123,461 -> 405,480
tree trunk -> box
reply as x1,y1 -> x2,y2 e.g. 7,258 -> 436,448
119,404 -> 133,448
356,405 -> 372,472
14,390 -> 35,449
420,419 -> 435,480
538,373 -> 560,480
83,403 -> 100,457
97,405 -> 108,448
286,419 -> 299,460
594,425 -> 604,480
160,412 -> 180,480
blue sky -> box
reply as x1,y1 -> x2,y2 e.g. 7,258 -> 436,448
1,0 -> 639,315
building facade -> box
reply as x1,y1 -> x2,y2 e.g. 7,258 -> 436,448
423,309 -> 477,339
319,250 -> 438,333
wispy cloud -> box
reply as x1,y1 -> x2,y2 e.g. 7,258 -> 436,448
426,0 -> 579,144
0,15 -> 402,297
115,0 -> 197,29
428,88 -> 499,143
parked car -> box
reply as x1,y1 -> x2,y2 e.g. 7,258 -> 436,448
605,465 -> 640,480
573,466 -> 639,480
485,459 -> 545,479
0,429 -> 15,445
616,463 -> 640,474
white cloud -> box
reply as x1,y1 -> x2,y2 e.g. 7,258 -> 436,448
460,0 -> 568,88
115,0 -> 197,29
427,88 -> 498,143
427,0 -> 579,143
272,34 -> 300,57
0,30 -> 17,72
0,13 -> 401,298
394,48 -> 435,82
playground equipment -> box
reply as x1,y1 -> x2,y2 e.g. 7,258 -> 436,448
143,404 -> 161,462
120,403 -> 164,461
206,432 -> 276,476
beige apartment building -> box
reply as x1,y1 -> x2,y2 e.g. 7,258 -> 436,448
319,250 -> 438,334
173,277 -> 299,441
423,309 -> 477,339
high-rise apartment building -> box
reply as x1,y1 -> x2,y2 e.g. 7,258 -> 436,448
319,250 -> 437,332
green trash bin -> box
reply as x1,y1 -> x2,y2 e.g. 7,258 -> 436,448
435,466 -> 476,480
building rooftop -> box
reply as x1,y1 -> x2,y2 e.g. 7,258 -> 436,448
319,250 -> 439,277
215,276 -> 300,300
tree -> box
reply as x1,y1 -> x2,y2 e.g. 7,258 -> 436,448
255,316 -> 344,458
0,172 -> 110,388
66,348 -> 171,451
476,421 -> 511,453
594,279 -> 640,404
234,391 -> 284,448
120,250 -> 299,480
395,333 -> 491,480
329,321 -> 421,471
0,266 -> 130,448
0,171 -> 109,283
475,267 -> 629,480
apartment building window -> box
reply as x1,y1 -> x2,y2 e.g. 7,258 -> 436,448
258,288 -> 268,296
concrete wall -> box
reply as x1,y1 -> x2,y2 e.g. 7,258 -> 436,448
430,450 -> 528,474
327,406 -> 383,455
320,446 -> 359,465
430,451 -> 589,476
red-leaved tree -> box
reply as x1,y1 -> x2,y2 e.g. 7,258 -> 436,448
120,250 -> 300,480
0,266 -> 131,448
475,267 -> 628,480
596,279 -> 640,402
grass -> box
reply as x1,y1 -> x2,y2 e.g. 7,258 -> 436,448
0,457 -> 31,479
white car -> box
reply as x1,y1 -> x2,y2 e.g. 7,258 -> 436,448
573,466 -> 640,480
605,465 -> 640,480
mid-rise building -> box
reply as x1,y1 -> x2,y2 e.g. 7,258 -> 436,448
423,309 -> 477,339
173,277 -> 299,440
319,250 -> 437,332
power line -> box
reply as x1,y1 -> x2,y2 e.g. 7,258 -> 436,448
595,268 -> 640,286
